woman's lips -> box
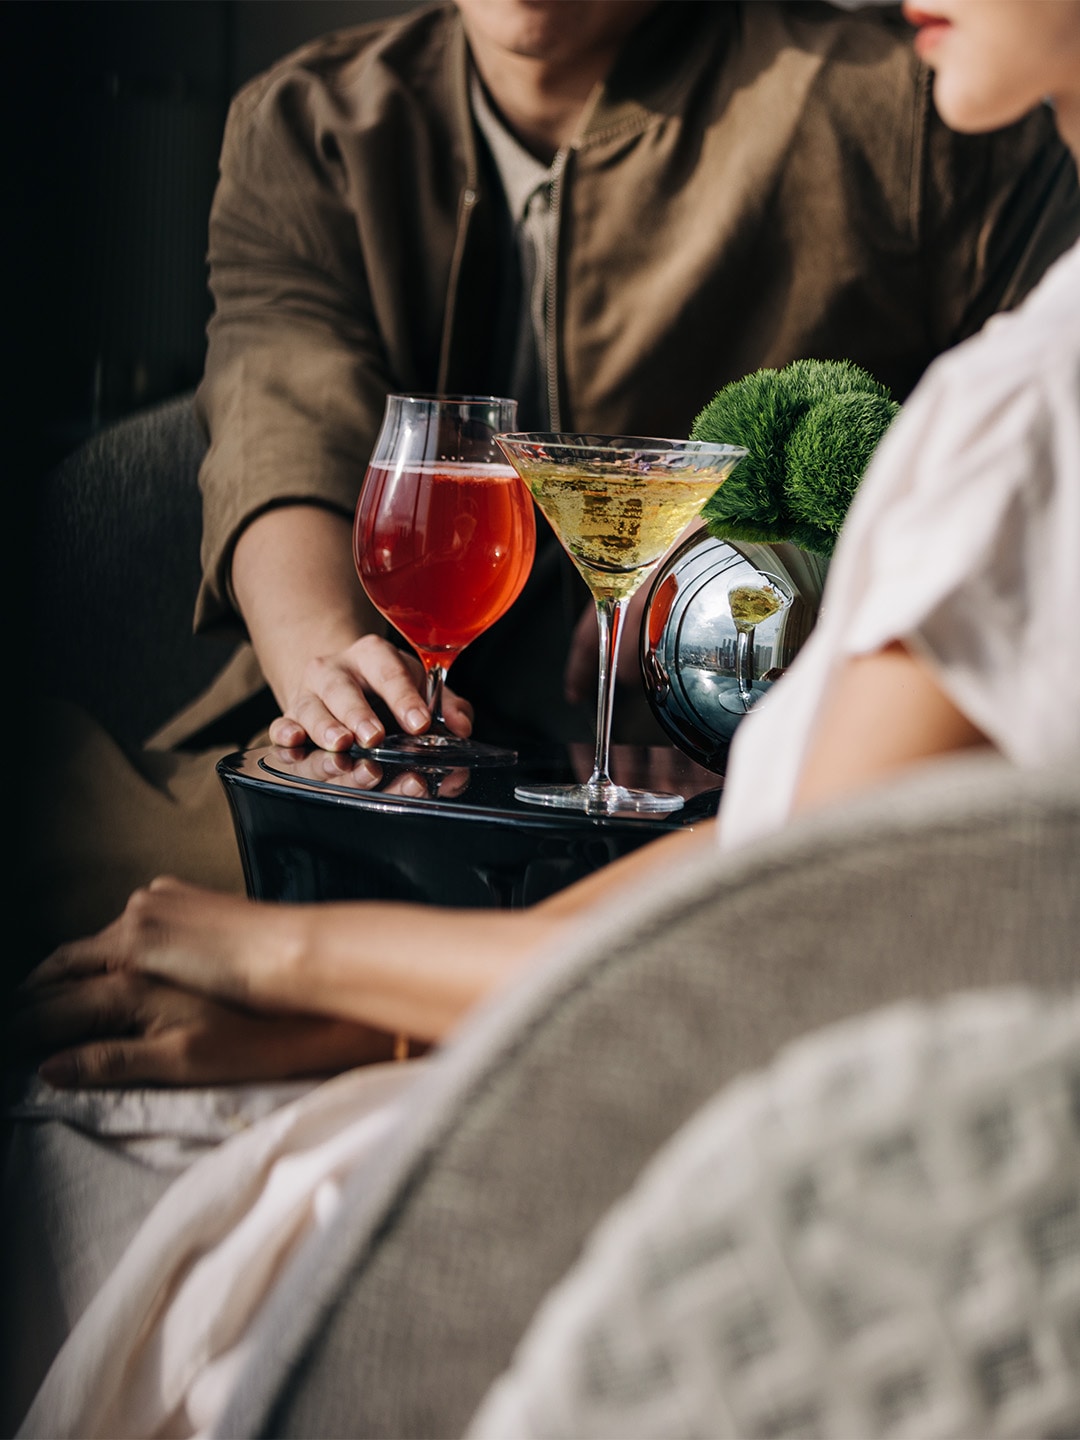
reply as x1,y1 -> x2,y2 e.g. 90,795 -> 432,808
903,6 -> 952,58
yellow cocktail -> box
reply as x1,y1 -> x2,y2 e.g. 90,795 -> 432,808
496,433 -> 746,815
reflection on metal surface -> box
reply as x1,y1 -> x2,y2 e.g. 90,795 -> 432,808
719,572 -> 795,716
641,533 -> 827,772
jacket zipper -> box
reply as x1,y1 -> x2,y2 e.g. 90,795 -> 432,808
544,147 -> 569,432
438,182 -> 479,394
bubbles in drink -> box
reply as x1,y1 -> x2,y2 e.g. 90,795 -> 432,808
523,466 -> 724,601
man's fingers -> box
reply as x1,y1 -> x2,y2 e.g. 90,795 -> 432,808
268,714 -> 313,748
37,1014 -> 400,1088
280,689 -> 373,752
11,973 -> 146,1060
347,638 -> 473,740
17,936 -> 113,994
437,688 -> 474,738
348,636 -> 432,736
38,1033 -> 191,1089
271,635 -> 476,751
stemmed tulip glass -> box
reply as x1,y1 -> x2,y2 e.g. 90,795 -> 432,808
495,432 -> 746,814
354,395 -> 536,765
719,574 -> 794,714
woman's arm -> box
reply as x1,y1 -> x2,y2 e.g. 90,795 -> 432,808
793,639 -> 990,815
17,640 -> 983,1088
15,822 -> 718,1087
22,881 -> 557,1046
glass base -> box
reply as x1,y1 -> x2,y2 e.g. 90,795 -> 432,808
717,689 -> 752,715
514,781 -> 684,816
363,734 -> 517,767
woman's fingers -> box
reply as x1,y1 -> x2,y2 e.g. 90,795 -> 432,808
18,878 -> 264,1011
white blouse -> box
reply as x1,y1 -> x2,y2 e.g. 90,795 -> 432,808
718,236 -> 1080,852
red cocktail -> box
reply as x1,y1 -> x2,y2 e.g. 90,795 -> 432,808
353,396 -> 535,764
356,460 -> 534,665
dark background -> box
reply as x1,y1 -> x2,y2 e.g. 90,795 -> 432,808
5,1 -> 420,946
10,0 -> 421,469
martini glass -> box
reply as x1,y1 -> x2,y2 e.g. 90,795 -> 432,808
354,394 -> 536,765
495,432 -> 746,814
719,574 -> 794,714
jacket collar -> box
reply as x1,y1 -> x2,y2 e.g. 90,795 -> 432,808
576,1 -> 741,149
445,1 -> 741,156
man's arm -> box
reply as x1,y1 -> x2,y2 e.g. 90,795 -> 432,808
194,53 -> 471,749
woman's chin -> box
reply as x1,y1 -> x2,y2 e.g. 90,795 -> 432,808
930,77 -> 1041,135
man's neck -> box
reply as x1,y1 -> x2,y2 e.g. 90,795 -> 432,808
462,8 -> 654,163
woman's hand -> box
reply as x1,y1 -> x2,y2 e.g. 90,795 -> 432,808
21,878 -> 305,1014
20,874 -> 553,1054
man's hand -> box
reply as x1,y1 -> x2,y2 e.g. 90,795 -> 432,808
267,634 -> 474,752
11,969 -> 397,1088
232,504 -> 473,752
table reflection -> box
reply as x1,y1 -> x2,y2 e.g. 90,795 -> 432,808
266,746 -> 472,801
218,742 -> 723,910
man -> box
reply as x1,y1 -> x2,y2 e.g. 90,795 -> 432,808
194,0 -> 1078,757
34,0 -> 1080,946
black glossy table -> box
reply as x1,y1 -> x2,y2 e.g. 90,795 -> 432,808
217,743 -> 723,910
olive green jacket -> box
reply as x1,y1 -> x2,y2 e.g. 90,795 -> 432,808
193,0 -> 1079,742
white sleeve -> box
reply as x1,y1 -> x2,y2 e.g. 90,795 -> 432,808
718,255 -> 1080,855
841,351 -> 1080,769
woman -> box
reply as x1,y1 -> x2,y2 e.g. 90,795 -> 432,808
12,1 -> 1080,1433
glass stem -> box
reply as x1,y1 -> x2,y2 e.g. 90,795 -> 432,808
588,596 -> 626,790
734,627 -> 755,710
424,662 -> 451,735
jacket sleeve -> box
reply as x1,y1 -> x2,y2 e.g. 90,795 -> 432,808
919,86 -> 1080,353
193,71 -> 394,635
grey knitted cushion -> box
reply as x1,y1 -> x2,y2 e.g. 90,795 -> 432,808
470,989 -> 1080,1440
216,757 -> 1079,1440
